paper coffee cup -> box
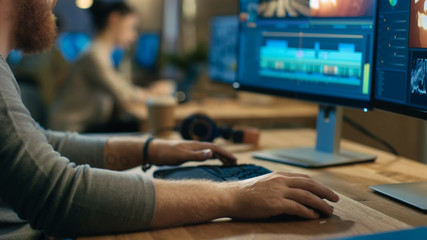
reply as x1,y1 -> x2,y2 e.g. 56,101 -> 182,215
146,96 -> 177,138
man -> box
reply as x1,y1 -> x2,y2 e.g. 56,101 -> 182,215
0,0 -> 339,239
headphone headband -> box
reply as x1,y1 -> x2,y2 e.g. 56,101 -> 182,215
179,113 -> 260,145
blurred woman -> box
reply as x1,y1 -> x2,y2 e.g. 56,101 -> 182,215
49,1 -> 172,133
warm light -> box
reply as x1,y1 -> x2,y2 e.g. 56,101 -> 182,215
417,12 -> 427,30
310,0 -> 320,10
310,0 -> 337,10
183,0 -> 197,20
76,0 -> 93,9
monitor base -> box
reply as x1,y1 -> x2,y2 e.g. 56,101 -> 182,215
253,147 -> 376,168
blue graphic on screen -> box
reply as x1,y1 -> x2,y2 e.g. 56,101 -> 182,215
6,49 -> 23,66
209,16 -> 239,83
135,33 -> 160,69
260,40 -> 362,86
56,33 -> 91,63
237,0 -> 376,107
411,59 -> 427,95
112,48 -> 125,69
375,0 -> 427,114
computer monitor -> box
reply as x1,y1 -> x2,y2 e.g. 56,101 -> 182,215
112,47 -> 125,70
209,16 -> 239,84
6,49 -> 23,67
236,0 -> 377,168
135,33 -> 160,69
56,32 -> 92,63
370,0 -> 427,213
56,33 -> 123,69
374,0 -> 427,119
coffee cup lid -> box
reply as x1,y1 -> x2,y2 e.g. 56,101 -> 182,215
146,96 -> 177,106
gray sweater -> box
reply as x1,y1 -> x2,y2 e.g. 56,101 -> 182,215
0,56 -> 155,239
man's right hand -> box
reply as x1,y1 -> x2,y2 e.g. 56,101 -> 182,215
226,172 -> 340,220
150,172 -> 339,229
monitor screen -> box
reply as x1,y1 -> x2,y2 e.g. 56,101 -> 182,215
56,32 -> 92,63
209,16 -> 239,83
135,33 -> 160,69
237,0 -> 377,109
374,0 -> 427,120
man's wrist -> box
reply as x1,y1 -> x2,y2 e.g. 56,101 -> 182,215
146,138 -> 160,165
216,182 -> 239,219
150,180 -> 240,228
142,137 -> 155,171
104,137 -> 145,171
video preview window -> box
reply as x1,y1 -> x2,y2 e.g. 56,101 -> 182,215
257,0 -> 375,18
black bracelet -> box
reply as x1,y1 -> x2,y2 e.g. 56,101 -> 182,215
142,137 -> 154,172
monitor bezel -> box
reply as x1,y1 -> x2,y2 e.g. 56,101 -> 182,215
373,100 -> 427,121
237,84 -> 371,109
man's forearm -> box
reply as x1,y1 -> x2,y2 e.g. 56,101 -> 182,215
104,137 -> 145,171
149,172 -> 340,229
150,180 -> 235,229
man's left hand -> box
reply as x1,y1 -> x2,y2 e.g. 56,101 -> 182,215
148,139 -> 238,166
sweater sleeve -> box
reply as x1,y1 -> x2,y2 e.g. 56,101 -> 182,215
0,57 -> 155,238
43,129 -> 106,168
88,44 -> 146,110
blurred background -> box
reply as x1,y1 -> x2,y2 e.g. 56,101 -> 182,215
6,0 -> 427,163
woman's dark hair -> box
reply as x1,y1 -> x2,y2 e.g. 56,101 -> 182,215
89,1 -> 135,32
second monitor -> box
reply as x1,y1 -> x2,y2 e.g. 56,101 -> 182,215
209,15 -> 239,84
236,0 -> 377,168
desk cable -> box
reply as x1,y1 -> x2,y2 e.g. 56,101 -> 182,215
343,115 -> 399,155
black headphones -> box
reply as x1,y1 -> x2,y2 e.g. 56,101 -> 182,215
179,113 -> 260,145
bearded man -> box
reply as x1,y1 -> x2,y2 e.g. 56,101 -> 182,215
0,0 -> 339,239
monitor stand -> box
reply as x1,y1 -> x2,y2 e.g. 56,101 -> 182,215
253,105 -> 376,168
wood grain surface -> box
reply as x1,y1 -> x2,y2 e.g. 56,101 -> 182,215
79,129 -> 427,240
128,98 -> 318,130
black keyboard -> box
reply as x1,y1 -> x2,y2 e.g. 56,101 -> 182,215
153,164 -> 272,182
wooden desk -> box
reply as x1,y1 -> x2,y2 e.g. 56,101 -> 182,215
80,129 -> 427,240
128,98 -> 318,130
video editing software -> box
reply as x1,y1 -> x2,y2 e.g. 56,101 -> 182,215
375,0 -> 427,115
238,0 -> 377,108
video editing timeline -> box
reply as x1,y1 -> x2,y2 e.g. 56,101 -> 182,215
209,16 -> 239,83
375,0 -> 427,111
259,37 -> 365,89
238,0 -> 376,106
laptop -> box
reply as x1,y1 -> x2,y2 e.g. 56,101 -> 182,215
370,182 -> 427,212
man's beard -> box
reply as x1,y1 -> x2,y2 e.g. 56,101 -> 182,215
14,0 -> 57,54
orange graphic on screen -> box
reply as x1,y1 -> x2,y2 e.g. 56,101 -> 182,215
310,0 -> 374,17
409,0 -> 427,48
258,0 -> 311,18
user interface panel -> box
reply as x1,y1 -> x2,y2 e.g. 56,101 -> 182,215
375,0 -> 427,117
238,0 -> 377,108
209,16 -> 239,83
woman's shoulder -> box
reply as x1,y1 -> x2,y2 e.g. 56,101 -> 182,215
74,48 -> 97,65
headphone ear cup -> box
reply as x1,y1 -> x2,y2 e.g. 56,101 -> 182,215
179,114 -> 219,142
